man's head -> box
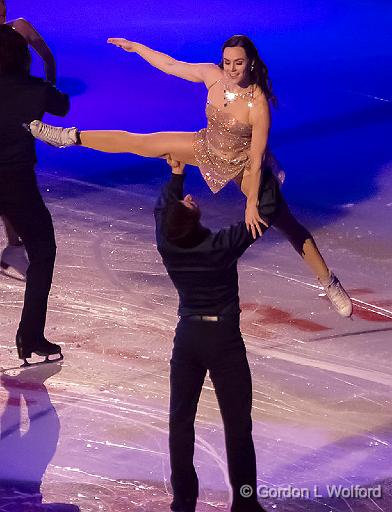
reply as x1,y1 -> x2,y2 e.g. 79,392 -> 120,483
0,24 -> 31,76
163,156 -> 203,244
164,194 -> 201,244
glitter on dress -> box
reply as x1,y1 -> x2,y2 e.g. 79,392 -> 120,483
193,102 -> 252,193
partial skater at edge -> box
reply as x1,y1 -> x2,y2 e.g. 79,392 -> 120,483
0,25 -> 68,364
0,0 -> 56,278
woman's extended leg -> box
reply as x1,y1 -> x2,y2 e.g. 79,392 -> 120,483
79,131 -> 197,165
272,204 -> 330,280
240,172 -> 352,317
30,120 -> 198,166
240,171 -> 329,279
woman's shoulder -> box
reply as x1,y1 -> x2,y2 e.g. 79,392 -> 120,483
8,17 -> 31,28
8,18 -> 35,39
251,86 -> 269,110
252,85 -> 265,101
204,66 -> 224,89
249,87 -> 270,125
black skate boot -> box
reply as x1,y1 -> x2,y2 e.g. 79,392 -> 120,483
16,332 -> 63,367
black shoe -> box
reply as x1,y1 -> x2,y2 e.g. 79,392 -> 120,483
170,498 -> 196,512
16,332 -> 63,366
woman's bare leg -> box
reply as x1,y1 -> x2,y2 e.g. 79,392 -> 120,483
300,239 -> 330,280
239,174 -> 329,280
80,130 -> 198,165
240,172 -> 352,316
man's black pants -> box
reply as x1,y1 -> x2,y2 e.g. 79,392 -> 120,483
169,317 -> 263,512
0,168 -> 56,343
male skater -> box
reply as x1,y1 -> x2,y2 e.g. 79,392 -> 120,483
154,157 -> 282,512
0,25 -> 69,364
0,0 -> 57,276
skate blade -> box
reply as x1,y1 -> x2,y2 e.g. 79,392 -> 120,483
1,361 -> 63,380
21,353 -> 64,368
0,264 -> 26,282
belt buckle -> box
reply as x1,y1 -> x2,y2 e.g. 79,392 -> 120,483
202,315 -> 219,322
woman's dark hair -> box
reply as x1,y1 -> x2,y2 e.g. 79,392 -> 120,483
219,34 -> 277,108
0,24 -> 31,76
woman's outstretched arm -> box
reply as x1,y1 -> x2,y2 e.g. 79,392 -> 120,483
245,93 -> 270,238
107,38 -> 219,85
12,18 -> 56,84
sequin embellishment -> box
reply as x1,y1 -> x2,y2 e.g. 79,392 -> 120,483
193,103 -> 252,193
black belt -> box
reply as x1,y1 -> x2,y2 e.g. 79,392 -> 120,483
181,315 -> 222,322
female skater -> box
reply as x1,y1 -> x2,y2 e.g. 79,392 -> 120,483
0,0 -> 56,277
30,35 -> 352,317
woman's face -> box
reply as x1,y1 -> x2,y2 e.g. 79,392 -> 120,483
0,1 -> 6,24
222,46 -> 251,86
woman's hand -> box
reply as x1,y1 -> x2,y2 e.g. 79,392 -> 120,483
107,38 -> 137,52
245,203 -> 268,239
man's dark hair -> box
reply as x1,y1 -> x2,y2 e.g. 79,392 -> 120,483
0,24 -> 31,77
164,201 -> 200,244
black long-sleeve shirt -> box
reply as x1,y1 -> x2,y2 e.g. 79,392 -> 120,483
154,173 -> 262,317
0,75 -> 69,170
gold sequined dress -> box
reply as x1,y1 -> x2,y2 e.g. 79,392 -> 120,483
193,102 -> 252,193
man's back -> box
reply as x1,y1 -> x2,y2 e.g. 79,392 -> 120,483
155,173 -> 261,317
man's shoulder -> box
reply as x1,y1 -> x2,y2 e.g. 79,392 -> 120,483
213,221 -> 247,238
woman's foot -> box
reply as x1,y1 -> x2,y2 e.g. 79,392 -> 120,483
319,272 -> 353,317
28,120 -> 79,147
1,244 -> 29,278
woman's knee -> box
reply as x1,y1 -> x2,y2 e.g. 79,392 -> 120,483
271,201 -> 312,252
279,219 -> 313,255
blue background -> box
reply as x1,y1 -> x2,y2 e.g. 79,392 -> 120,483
8,0 -> 392,211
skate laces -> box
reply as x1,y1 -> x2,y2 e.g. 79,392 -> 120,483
40,122 -> 61,143
325,274 -> 350,306
328,276 -> 345,298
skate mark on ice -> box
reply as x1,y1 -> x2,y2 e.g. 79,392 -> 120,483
241,303 -> 330,333
309,327 -> 392,342
244,265 -> 392,320
245,345 -> 392,386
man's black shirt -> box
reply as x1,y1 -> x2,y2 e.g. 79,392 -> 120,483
0,75 -> 69,170
154,173 -> 262,317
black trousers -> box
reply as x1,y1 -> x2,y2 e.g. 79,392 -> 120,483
0,168 -> 56,342
258,167 -> 313,256
169,318 -> 264,512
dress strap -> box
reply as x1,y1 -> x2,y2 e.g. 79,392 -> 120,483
207,78 -> 221,91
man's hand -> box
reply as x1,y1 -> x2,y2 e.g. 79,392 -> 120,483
245,203 -> 268,239
166,156 -> 185,175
